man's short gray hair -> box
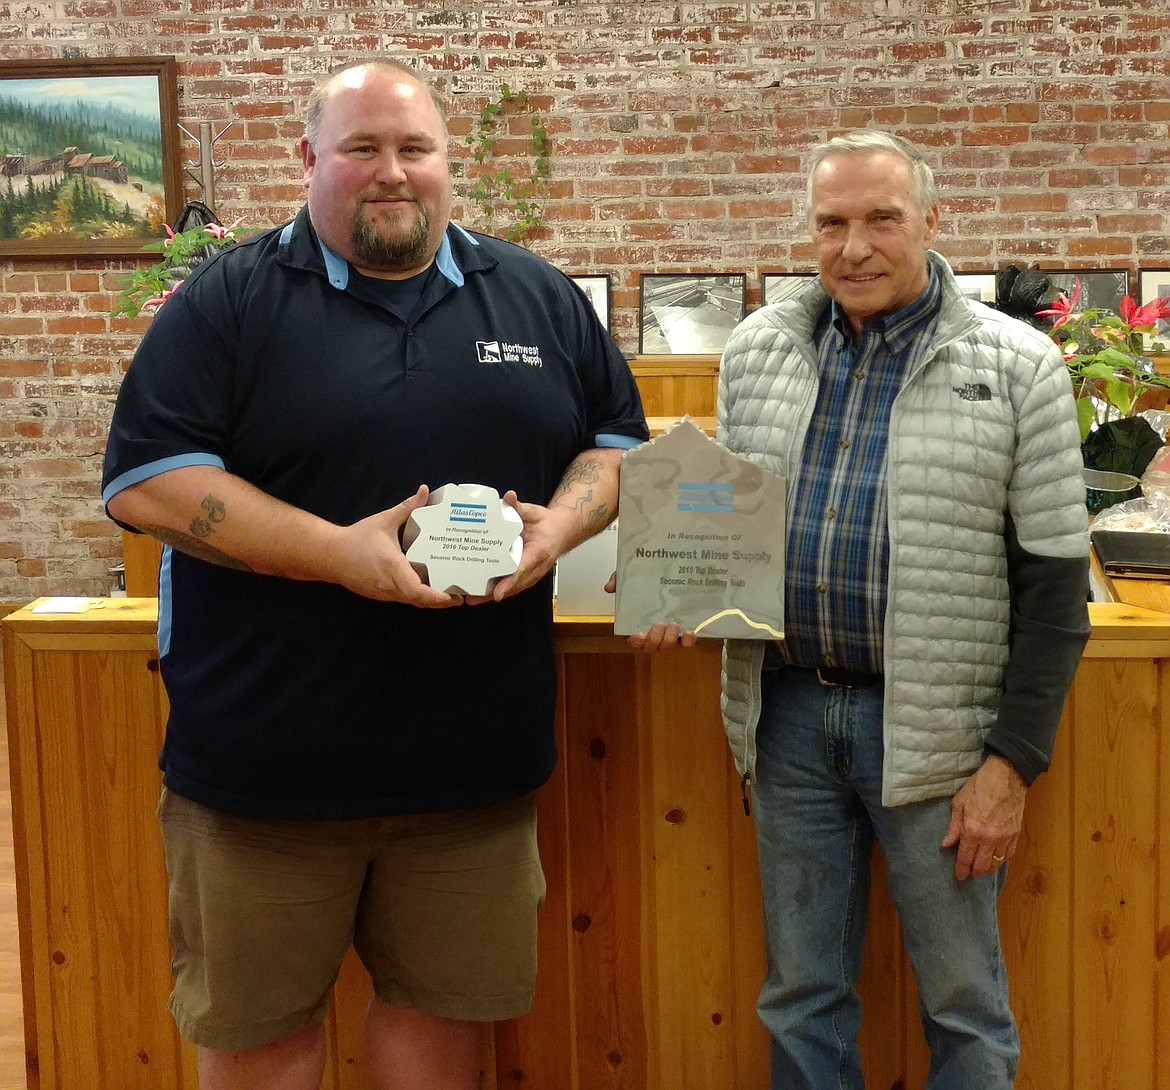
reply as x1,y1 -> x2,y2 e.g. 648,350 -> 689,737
304,59 -> 447,150
805,131 -> 936,220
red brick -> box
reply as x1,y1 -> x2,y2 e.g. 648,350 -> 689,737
1066,237 -> 1134,257
1084,145 -> 1140,165
0,318 -> 43,335
23,459 -> 86,479
621,136 -> 690,155
46,317 -> 106,335
1000,194 -> 1068,213
961,127 -> 1031,146
623,223 -> 686,241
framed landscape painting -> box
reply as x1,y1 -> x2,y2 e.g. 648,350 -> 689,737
638,273 -> 746,355
0,56 -> 182,258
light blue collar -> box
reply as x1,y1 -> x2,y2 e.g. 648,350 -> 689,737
316,226 -> 475,291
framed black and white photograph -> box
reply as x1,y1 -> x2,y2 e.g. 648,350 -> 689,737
953,272 -> 997,305
761,272 -> 815,307
0,56 -> 182,259
568,273 -> 611,333
1138,268 -> 1170,350
1044,269 -> 1129,313
638,273 -> 746,355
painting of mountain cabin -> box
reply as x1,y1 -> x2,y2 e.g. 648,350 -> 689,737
0,59 -> 180,256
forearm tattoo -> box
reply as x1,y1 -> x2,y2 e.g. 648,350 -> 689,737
139,492 -> 252,571
552,457 -> 613,531
551,458 -> 602,503
189,492 -> 226,539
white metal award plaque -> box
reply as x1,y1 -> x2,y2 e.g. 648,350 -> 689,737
402,483 -> 523,596
614,418 -> 786,639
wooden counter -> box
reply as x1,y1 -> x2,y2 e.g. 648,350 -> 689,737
4,598 -> 1170,1089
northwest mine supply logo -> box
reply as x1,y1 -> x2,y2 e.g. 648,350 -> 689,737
677,481 -> 735,513
954,382 -> 992,402
476,340 -> 544,367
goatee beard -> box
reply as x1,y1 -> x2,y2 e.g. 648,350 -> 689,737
350,204 -> 431,271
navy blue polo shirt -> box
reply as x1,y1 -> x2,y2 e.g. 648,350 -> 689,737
102,209 -> 648,819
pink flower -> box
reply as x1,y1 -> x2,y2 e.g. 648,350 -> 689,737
1036,279 -> 1081,329
141,286 -> 178,310
205,217 -> 243,240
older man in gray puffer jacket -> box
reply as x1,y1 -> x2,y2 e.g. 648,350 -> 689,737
630,132 -> 1089,1090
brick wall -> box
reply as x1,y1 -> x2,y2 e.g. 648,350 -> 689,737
2,0 -> 1169,599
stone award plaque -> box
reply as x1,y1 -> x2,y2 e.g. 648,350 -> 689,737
402,483 -> 523,596
614,418 -> 786,639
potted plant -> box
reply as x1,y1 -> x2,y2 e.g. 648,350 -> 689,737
111,204 -> 245,319
1038,281 -> 1170,479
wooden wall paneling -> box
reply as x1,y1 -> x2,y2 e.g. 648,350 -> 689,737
562,653 -> 648,1089
633,374 -> 667,418
37,649 -> 112,1086
1158,663 -> 1170,1089
77,650 -> 195,1087
639,645 -> 738,1088
493,658 -> 576,1089
630,359 -> 718,421
9,606 -> 1170,1090
31,647 -> 195,1088
724,746 -> 769,1087
4,629 -> 46,1090
121,532 -> 162,598
322,950 -> 373,1089
1002,696 -> 1074,1089
1071,658 -> 1160,1088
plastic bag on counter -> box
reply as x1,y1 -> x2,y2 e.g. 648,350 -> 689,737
1091,492 -> 1170,532
1141,408 -> 1170,442
1140,441 -> 1170,507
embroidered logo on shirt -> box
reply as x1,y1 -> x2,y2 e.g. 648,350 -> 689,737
476,340 -> 543,368
953,382 -> 992,402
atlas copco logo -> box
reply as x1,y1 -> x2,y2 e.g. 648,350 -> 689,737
475,340 -> 544,368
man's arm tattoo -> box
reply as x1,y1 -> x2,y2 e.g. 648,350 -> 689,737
138,492 -> 252,571
585,501 -> 611,533
551,458 -> 602,504
139,525 -> 253,571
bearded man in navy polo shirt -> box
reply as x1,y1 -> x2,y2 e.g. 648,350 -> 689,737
629,132 -> 1089,1089
103,59 -> 646,1090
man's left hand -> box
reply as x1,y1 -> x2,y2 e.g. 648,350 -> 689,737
940,754 -> 1027,881
487,491 -> 578,602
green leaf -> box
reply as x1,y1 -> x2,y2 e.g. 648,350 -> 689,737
1075,396 -> 1097,443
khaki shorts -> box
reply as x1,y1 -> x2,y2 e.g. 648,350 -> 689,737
158,788 -> 545,1051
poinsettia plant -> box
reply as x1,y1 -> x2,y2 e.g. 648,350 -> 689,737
111,218 -> 245,320
1038,282 -> 1170,443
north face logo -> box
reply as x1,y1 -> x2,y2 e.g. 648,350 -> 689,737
954,383 -> 991,402
476,340 -> 502,363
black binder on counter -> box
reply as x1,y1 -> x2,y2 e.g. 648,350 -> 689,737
1091,529 -> 1170,579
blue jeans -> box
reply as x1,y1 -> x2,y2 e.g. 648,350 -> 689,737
752,667 -> 1018,1090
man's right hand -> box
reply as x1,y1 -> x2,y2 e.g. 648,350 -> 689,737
602,573 -> 698,650
327,485 -> 464,608
626,621 -> 699,652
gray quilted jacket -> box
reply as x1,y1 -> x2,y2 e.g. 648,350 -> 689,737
718,252 -> 1090,807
